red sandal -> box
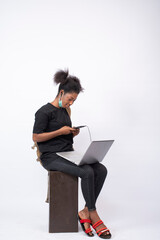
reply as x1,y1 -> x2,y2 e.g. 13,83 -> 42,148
92,220 -> 111,239
78,215 -> 94,237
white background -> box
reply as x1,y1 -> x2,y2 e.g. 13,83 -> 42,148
0,0 -> 160,239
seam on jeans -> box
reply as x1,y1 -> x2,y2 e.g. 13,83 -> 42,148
83,170 -> 96,211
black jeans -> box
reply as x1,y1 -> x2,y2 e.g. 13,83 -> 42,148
41,153 -> 107,211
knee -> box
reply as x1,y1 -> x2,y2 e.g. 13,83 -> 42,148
97,163 -> 108,178
102,164 -> 108,178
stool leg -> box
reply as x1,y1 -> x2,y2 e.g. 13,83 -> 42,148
49,171 -> 78,233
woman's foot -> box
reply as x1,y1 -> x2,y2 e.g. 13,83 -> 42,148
89,210 -> 111,238
78,207 -> 93,236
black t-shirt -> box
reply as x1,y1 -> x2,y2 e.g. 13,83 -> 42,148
33,103 -> 73,154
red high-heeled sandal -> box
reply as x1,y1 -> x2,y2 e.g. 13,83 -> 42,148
78,215 -> 94,237
92,220 -> 111,239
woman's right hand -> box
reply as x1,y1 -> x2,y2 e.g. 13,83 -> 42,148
59,126 -> 74,135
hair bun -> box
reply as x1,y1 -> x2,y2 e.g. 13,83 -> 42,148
53,69 -> 69,85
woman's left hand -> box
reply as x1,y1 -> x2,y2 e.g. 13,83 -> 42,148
72,128 -> 80,137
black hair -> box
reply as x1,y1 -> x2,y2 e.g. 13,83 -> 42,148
53,69 -> 84,95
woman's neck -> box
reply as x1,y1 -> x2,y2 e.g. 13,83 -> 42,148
50,98 -> 60,108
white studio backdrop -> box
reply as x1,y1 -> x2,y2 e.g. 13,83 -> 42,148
0,0 -> 160,240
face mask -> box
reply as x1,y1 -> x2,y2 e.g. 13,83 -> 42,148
58,98 -> 62,108
58,92 -> 63,108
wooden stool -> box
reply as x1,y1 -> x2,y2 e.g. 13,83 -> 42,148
49,171 -> 78,233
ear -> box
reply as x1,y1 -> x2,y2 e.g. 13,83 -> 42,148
59,90 -> 64,97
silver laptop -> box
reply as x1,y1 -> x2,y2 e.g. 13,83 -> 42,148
56,140 -> 114,165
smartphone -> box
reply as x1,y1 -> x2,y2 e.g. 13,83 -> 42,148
74,125 -> 86,129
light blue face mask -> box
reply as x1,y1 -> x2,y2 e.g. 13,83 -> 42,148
59,92 -> 63,107
59,98 -> 62,108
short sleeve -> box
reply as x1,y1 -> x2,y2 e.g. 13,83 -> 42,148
33,110 -> 49,134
